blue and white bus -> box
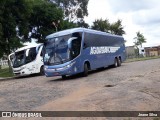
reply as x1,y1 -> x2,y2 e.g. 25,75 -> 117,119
43,28 -> 126,79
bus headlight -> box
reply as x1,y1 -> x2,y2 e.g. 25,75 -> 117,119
65,62 -> 75,69
59,62 -> 75,70
44,62 -> 75,72
20,66 -> 26,70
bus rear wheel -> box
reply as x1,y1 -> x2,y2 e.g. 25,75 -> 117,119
83,63 -> 89,77
113,58 -> 118,68
62,75 -> 67,79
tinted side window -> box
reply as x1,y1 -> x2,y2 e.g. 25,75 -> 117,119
26,47 -> 37,63
84,33 -> 124,47
71,32 -> 82,59
40,46 -> 43,57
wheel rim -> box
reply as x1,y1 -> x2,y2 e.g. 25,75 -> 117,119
115,59 -> 118,67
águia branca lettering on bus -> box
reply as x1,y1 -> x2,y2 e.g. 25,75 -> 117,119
90,47 -> 120,55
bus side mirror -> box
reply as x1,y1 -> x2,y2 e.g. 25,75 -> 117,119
26,49 -> 30,57
68,40 -> 72,50
8,53 -> 15,67
68,37 -> 77,50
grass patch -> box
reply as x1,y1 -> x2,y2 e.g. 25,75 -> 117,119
153,118 -> 160,120
0,67 -> 14,78
125,56 -> 160,63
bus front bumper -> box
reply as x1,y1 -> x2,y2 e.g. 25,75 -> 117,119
13,66 -> 34,76
44,62 -> 78,77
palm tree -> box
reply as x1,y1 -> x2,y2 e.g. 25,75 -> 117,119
134,31 -> 146,56
134,31 -> 146,48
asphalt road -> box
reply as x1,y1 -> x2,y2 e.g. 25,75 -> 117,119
0,59 -> 160,119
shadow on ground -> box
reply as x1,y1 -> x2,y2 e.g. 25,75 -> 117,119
48,65 -> 123,82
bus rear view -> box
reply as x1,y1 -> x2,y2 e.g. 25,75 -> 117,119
44,28 -> 126,79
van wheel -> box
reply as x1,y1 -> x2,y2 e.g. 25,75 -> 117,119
62,75 -> 67,79
117,58 -> 121,67
40,66 -> 44,75
83,63 -> 89,77
113,58 -> 118,68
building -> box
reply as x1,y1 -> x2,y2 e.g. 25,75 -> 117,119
145,46 -> 160,57
125,46 -> 135,58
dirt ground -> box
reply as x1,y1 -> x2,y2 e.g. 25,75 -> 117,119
0,58 -> 160,120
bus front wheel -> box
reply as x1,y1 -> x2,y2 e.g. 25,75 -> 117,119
117,57 -> 122,67
40,66 -> 44,75
83,63 -> 89,77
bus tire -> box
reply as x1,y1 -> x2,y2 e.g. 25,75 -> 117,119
117,57 -> 121,67
40,66 -> 44,75
83,63 -> 89,77
113,58 -> 118,68
62,75 -> 67,79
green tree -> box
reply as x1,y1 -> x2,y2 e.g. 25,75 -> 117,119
110,20 -> 125,36
29,1 -> 63,42
77,19 -> 89,28
134,31 -> 146,48
0,23 -> 4,58
0,0 -> 31,58
91,18 -> 110,32
134,31 -> 146,56
0,0 -> 87,58
59,20 -> 77,30
91,19 -> 125,36
49,0 -> 89,22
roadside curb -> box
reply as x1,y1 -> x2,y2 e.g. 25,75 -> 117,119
0,77 -> 17,81
125,57 -> 160,63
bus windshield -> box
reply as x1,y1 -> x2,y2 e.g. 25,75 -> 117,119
44,33 -> 82,65
13,47 -> 37,68
13,50 -> 26,68
44,35 -> 71,65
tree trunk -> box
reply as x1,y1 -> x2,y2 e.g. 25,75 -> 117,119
6,38 -> 12,73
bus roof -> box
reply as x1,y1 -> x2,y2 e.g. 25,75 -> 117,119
15,43 -> 43,52
46,28 -> 123,39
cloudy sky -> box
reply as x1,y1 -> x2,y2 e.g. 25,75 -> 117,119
84,0 -> 160,47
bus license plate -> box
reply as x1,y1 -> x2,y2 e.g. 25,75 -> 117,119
54,72 -> 60,75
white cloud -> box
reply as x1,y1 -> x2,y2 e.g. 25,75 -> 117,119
133,8 -> 160,26
84,0 -> 160,47
84,0 -> 112,25
107,0 -> 155,13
